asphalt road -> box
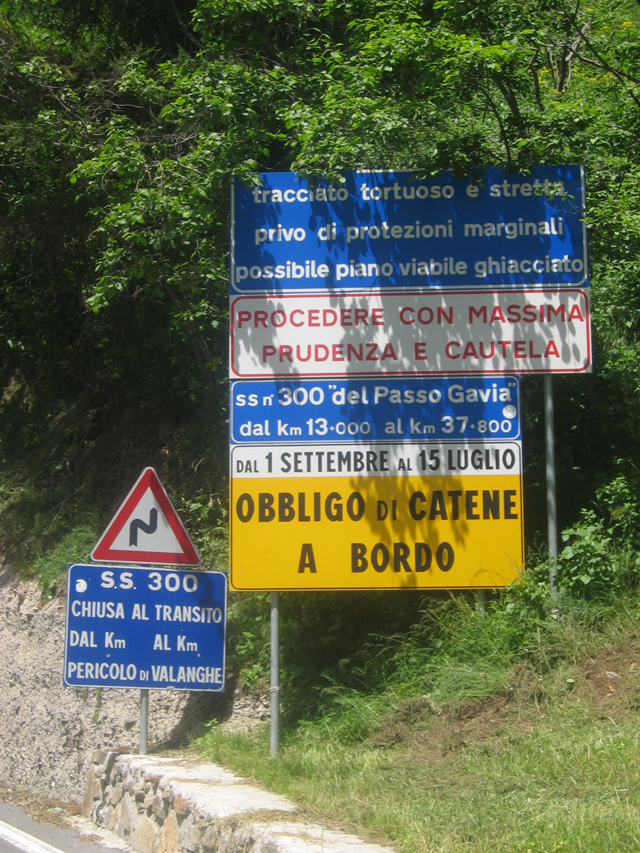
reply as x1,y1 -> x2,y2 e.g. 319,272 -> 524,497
0,800 -> 124,853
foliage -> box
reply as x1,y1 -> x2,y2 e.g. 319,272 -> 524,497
5,0 -> 640,750
2,0 -> 640,553
553,471 -> 640,598
556,510 -> 631,597
177,491 -> 229,571
596,470 -> 640,546
225,592 -> 271,689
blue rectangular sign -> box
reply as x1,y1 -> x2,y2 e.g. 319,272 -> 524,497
231,377 -> 520,443
231,167 -> 587,293
64,565 -> 226,692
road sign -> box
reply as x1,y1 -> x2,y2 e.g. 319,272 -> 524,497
230,441 -> 523,590
231,167 -> 587,293
231,377 -> 520,443
64,565 -> 226,690
227,169 -> 567,594
230,289 -> 591,377
91,468 -> 200,566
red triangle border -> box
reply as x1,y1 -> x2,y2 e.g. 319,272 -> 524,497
91,468 -> 200,566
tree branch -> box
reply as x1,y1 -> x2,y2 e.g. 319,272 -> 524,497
481,82 -> 512,162
168,0 -> 204,52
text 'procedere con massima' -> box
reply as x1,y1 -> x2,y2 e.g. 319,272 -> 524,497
231,290 -> 590,376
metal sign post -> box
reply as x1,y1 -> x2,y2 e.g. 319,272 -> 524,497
73,469 -> 208,757
139,689 -> 149,754
270,592 -> 279,757
544,375 -> 559,594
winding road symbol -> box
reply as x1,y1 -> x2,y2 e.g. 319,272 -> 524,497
129,508 -> 158,547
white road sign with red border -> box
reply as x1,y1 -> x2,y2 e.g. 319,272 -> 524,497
230,288 -> 591,377
91,468 -> 200,566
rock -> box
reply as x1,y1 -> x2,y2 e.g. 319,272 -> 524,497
178,814 -> 198,851
98,804 -> 114,827
110,786 -> 124,806
150,792 -> 166,820
173,795 -> 191,817
157,811 -> 181,853
116,793 -> 140,839
81,765 -> 97,817
133,816 -> 158,853
200,823 -> 219,851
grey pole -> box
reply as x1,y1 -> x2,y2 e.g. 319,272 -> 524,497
476,589 -> 486,617
139,689 -> 149,755
270,592 -> 280,757
544,375 -> 558,593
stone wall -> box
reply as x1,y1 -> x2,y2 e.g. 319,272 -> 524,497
82,752 -> 395,853
83,752 -> 293,853
84,751 -> 188,853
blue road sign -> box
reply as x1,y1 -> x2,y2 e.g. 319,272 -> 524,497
230,376 -> 520,443
231,167 -> 587,293
64,565 -> 226,691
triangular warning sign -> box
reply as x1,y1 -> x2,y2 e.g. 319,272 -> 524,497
91,468 -> 200,566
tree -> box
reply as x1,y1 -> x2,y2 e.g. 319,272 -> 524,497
2,0 -> 640,556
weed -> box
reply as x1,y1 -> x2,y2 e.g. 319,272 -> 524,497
226,592 -> 271,690
177,491 -> 229,572
556,510 -> 640,598
32,524 -> 99,598
93,688 -> 102,724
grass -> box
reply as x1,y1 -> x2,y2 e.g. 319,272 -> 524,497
0,443 -> 229,594
200,707 -> 640,852
196,588 -> 640,853
31,524 -> 99,597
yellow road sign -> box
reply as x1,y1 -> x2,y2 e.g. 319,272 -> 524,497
230,445 -> 523,590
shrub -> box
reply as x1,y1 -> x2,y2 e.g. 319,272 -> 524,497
555,509 -> 640,598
